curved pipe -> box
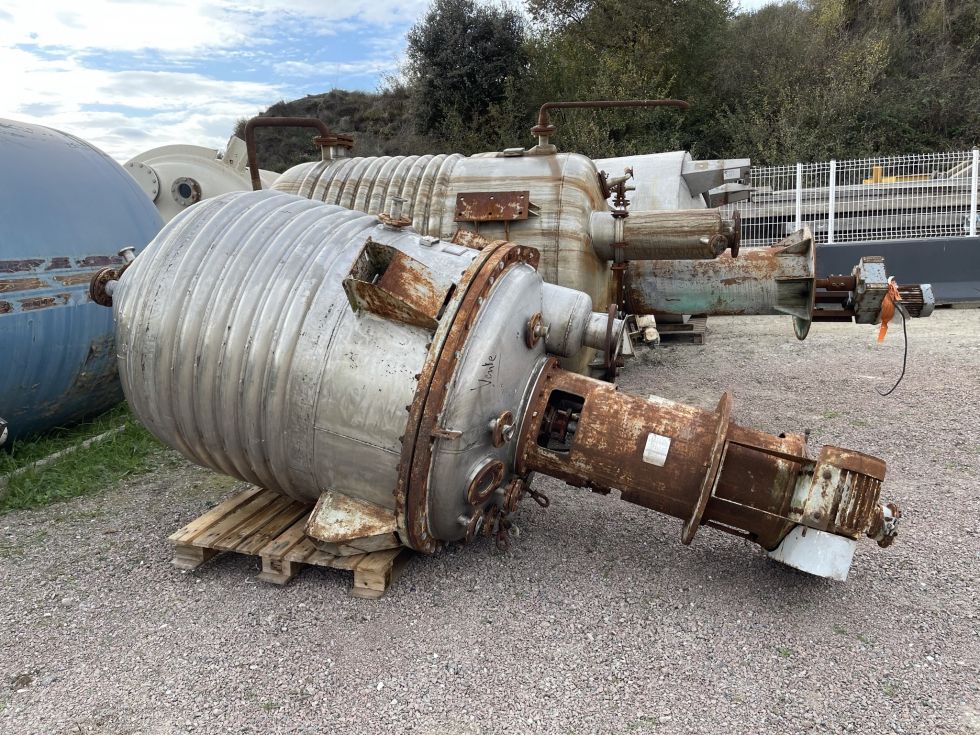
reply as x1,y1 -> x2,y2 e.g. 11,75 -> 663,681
244,116 -> 348,191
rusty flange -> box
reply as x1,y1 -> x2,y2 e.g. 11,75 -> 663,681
731,209 -> 742,257
378,212 -> 413,230
467,460 -> 506,505
89,267 -> 117,307
680,391 -> 733,545
501,478 -> 525,514
492,410 -> 514,447
396,240 -> 540,553
525,312 -> 544,348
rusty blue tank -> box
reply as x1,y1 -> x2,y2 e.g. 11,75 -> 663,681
0,118 -> 163,442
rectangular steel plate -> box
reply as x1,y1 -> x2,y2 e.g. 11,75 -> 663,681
454,191 -> 530,222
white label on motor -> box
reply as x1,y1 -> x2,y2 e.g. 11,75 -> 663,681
642,432 -> 671,467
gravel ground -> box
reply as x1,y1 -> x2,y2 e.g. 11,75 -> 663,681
1,309 -> 977,735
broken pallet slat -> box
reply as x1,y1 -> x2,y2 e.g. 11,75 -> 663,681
169,486 -> 410,597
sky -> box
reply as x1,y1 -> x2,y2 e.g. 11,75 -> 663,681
0,0 -> 778,163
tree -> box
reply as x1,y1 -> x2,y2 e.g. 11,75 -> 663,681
520,0 -> 734,158
404,0 -> 529,147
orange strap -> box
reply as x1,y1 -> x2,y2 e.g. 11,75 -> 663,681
877,279 -> 902,342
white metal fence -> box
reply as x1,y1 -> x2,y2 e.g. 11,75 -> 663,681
722,150 -> 980,247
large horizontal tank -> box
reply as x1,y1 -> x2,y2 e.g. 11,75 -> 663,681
100,190 -> 901,581
270,108 -> 931,344
0,119 -> 163,441
271,135 -> 738,370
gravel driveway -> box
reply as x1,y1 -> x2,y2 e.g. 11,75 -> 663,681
1,309 -> 977,735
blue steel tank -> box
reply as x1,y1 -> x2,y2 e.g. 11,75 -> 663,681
0,118 -> 163,442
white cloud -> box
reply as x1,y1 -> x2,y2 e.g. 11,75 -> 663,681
273,59 -> 398,78
0,0 -> 431,161
0,46 -> 279,160
0,0 -> 430,53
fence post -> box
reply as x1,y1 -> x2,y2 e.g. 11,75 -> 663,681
795,162 -> 803,231
827,159 -> 837,244
970,148 -> 978,237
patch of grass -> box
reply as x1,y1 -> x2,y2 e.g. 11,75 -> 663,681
776,646 -> 794,658
882,681 -> 898,698
260,701 -> 281,712
0,404 -> 170,514
821,410 -> 842,420
855,633 -> 872,645
832,624 -> 848,635
2,404 -> 129,471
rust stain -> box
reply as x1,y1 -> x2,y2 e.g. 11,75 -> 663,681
45,257 -> 72,271
0,277 -> 45,293
377,251 -> 447,322
20,293 -> 70,310
53,272 -> 97,286
77,255 -> 123,268
344,241 -> 451,331
345,279 -> 440,331
0,301 -> 12,314
0,258 -> 44,273
454,191 -> 530,222
451,228 -> 493,251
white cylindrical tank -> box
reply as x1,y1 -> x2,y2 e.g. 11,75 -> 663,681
125,136 -> 278,222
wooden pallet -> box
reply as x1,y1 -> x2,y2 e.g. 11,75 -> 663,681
169,486 -> 410,599
656,315 -> 708,344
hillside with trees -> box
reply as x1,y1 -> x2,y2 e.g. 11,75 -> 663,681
239,0 -> 980,173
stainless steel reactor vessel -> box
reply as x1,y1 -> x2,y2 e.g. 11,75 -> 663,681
93,190 -> 901,581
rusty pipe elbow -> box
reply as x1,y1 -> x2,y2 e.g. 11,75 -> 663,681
244,116 -> 352,191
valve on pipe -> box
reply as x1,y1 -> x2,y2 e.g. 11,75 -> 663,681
93,190 -> 900,582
